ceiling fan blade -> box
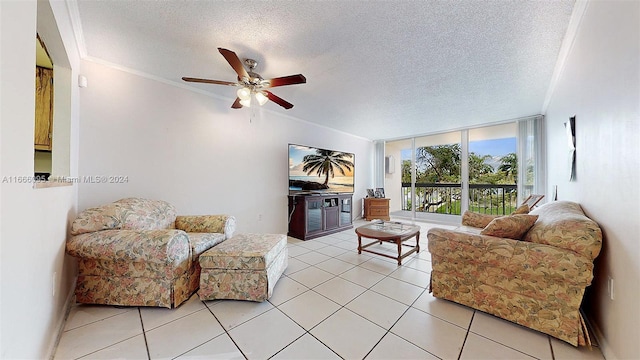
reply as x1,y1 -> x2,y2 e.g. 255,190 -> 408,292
218,48 -> 249,80
231,98 -> 243,109
182,77 -> 237,86
265,74 -> 306,88
264,90 -> 294,109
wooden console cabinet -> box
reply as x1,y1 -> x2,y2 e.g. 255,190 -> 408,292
288,194 -> 353,240
363,198 -> 390,221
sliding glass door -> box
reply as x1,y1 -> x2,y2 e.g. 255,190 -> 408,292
385,131 -> 462,222
385,122 -> 521,221
412,131 -> 462,221
468,123 -> 518,215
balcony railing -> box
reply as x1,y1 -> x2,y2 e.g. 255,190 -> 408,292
400,183 -> 519,215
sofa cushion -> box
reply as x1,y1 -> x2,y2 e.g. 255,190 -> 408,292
70,203 -> 124,235
67,229 -> 190,264
481,214 -> 539,240
175,215 -> 236,238
461,204 -> 530,230
428,228 -> 595,286
200,233 -> 287,271
524,201 -> 602,260
512,204 -> 530,214
114,198 -> 177,230
70,198 -> 177,235
461,211 -> 498,228
188,233 -> 226,262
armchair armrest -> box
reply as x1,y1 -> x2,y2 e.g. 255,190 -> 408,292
427,228 -> 594,286
66,229 -> 190,264
175,215 -> 236,239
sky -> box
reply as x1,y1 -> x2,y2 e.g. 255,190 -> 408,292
401,137 -> 516,160
469,138 -> 516,156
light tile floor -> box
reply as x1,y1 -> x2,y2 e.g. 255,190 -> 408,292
54,220 -> 606,360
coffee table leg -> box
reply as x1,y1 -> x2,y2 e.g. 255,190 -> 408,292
397,238 -> 402,265
357,235 -> 362,254
415,232 -> 420,252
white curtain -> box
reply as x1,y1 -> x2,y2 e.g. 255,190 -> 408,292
517,115 -> 547,203
374,140 -> 385,188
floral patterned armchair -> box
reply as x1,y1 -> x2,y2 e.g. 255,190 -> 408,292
66,198 -> 236,308
427,201 -> 602,346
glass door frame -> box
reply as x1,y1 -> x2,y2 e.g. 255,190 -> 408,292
396,130 -> 467,223
385,122 -> 523,223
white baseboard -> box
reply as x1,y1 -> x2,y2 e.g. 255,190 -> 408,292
586,315 -> 616,360
46,277 -> 76,360
581,307 -> 620,360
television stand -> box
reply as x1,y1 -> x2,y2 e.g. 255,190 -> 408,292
288,194 -> 353,240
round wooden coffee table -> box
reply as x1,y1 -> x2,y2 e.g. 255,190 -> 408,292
355,222 -> 420,265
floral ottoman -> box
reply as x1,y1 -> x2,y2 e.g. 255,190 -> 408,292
198,233 -> 288,301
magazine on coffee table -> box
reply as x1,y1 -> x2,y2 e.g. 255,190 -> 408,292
367,220 -> 412,234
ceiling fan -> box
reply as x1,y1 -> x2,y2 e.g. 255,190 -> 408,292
182,48 -> 306,110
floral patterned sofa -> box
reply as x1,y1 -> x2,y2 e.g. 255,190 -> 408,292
427,200 -> 602,346
66,198 -> 236,308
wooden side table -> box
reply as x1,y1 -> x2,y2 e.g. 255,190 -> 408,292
363,198 -> 390,221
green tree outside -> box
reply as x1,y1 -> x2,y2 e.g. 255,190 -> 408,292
402,145 -> 517,214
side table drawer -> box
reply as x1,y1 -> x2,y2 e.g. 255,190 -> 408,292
369,208 -> 388,216
364,198 -> 390,221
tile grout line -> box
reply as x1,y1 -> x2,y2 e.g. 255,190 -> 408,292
467,329 -> 547,359
202,300 -> 249,360
58,309 -> 147,359
268,279 -> 370,359
328,234 -> 551,359
457,310 -> 475,360
360,287 -> 436,360
55,226 -> 594,360
300,243 -> 439,359
320,236 -> 556,359
62,306 -> 135,332
230,240 -> 400,359
278,237 -> 412,359
300,234 -> 474,359
138,307 -> 152,360
145,298 -> 256,359
265,307 -> 345,360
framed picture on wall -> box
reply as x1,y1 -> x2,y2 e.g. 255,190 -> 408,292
566,116 -> 576,181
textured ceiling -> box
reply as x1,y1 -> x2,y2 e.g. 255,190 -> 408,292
74,0 -> 575,140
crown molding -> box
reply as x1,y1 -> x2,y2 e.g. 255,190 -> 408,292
541,0 -> 589,113
65,0 -> 87,58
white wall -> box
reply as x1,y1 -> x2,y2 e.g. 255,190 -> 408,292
0,1 -> 80,359
384,140 -> 409,212
544,1 -> 639,359
78,60 -> 374,233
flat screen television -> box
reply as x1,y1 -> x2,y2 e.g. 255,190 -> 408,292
288,144 -> 355,194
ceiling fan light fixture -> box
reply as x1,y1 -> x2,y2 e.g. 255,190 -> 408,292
237,87 -> 251,100
183,48 -> 304,110
239,97 -> 251,107
255,91 -> 269,106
